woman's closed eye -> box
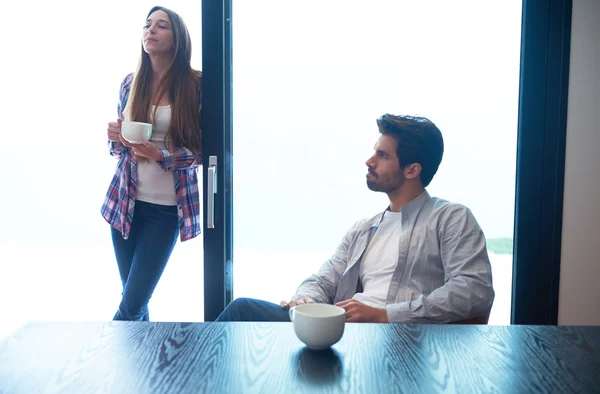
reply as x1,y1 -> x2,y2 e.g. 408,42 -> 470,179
144,24 -> 169,29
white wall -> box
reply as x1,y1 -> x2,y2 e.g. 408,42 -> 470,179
558,0 -> 600,325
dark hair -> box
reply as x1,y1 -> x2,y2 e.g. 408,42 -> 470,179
376,114 -> 444,187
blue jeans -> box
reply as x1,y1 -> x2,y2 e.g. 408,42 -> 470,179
215,298 -> 292,322
111,201 -> 179,321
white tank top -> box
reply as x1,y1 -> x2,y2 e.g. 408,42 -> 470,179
134,105 -> 178,206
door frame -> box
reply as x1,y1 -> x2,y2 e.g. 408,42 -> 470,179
511,0 -> 572,324
201,0 -> 233,321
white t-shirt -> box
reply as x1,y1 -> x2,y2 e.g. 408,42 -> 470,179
353,210 -> 403,308
135,105 -> 177,206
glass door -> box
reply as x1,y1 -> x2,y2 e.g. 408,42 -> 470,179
229,0 -> 522,324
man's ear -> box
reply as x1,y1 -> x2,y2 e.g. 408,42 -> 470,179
404,163 -> 422,180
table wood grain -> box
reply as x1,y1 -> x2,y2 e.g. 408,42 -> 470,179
0,322 -> 599,393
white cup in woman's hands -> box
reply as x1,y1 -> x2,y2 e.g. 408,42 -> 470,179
107,119 -> 123,141
121,121 -> 153,144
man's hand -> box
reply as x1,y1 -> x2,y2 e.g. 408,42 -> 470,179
119,135 -> 162,161
335,299 -> 389,323
280,297 -> 314,309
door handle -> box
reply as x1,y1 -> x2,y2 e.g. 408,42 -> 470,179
207,155 -> 217,228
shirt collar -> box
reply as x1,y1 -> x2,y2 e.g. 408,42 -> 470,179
372,190 -> 432,229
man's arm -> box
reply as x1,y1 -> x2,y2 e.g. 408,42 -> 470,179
288,221 -> 364,305
386,206 -> 495,324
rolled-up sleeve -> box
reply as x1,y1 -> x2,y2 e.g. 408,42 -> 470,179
107,73 -> 133,158
158,147 -> 203,171
293,221 -> 365,304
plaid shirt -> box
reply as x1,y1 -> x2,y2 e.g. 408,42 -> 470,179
101,73 -> 203,242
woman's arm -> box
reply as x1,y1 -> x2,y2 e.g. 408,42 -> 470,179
157,148 -> 203,170
107,73 -> 134,158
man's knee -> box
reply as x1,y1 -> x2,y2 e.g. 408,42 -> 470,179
229,297 -> 250,310
216,297 -> 249,321
217,298 -> 267,321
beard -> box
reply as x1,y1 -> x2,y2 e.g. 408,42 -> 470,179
366,178 -> 380,191
366,173 -> 403,194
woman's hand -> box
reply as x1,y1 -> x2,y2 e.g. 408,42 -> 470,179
107,119 -> 123,141
119,135 -> 162,161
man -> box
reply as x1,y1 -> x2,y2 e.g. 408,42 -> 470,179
217,114 -> 494,323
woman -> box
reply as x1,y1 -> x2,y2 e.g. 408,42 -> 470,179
101,6 -> 202,321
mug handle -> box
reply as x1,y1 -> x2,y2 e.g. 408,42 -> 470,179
289,306 -> 296,322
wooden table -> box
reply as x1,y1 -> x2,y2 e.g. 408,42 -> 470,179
0,322 -> 599,393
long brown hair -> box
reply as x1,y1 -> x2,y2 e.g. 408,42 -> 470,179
126,6 -> 202,154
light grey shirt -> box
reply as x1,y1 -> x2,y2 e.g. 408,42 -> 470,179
294,191 -> 495,324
